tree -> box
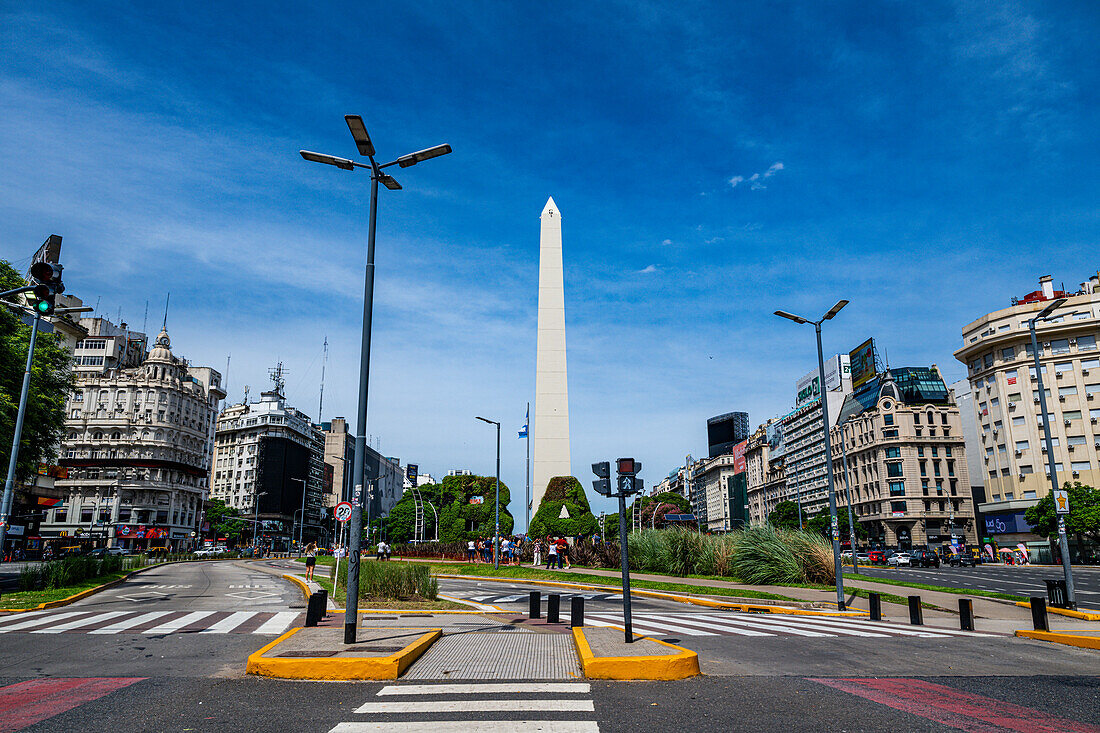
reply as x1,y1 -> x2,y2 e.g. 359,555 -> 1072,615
205,498 -> 247,541
0,260 -> 74,487
768,501 -> 806,530
529,476 -> 598,537
806,506 -> 868,541
1025,482 -> 1100,544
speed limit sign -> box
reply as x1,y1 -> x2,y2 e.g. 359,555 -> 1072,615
334,501 -> 353,523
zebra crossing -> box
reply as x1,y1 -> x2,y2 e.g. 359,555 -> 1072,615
327,682 -> 599,732
0,608 -> 298,635
135,585 -> 193,589
461,591 -> 620,604
583,611 -> 989,639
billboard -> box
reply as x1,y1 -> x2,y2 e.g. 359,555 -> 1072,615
765,421 -> 787,460
796,370 -> 821,408
849,339 -> 877,389
824,354 -> 851,391
731,440 -> 748,474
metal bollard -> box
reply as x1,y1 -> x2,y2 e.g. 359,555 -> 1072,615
908,595 -> 923,625
317,588 -> 329,617
1030,596 -> 1049,632
547,593 -> 560,624
571,596 -> 585,628
305,591 -> 323,627
959,598 -> 974,631
868,592 -> 882,621
529,591 -> 541,619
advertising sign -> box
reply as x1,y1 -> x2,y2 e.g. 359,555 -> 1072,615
796,371 -> 821,408
823,354 -> 851,391
984,512 -> 1031,535
406,463 -> 419,484
849,338 -> 877,389
765,421 -> 787,460
731,440 -> 748,474
469,496 -> 485,505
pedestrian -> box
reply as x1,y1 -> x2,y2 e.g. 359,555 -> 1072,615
556,536 -> 569,569
304,542 -> 318,581
377,539 -> 387,561
546,536 -> 558,569
532,538 -> 543,568
467,539 -> 476,563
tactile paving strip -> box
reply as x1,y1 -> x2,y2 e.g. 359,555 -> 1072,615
402,632 -> 582,680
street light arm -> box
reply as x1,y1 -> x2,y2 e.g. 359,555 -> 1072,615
774,310 -> 809,324
822,299 -> 849,321
1035,297 -> 1067,322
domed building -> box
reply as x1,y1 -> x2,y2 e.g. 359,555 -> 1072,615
46,322 -> 225,552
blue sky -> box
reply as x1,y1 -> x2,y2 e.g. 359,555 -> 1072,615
2,1 -> 1098,526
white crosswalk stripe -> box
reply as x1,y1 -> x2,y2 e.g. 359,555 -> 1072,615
0,609 -> 300,635
584,612 -> 987,639
329,681 -> 599,732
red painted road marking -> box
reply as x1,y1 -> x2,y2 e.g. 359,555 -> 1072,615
0,677 -> 145,733
810,677 -> 1100,733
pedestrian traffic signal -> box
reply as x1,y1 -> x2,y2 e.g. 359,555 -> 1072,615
592,478 -> 611,496
592,462 -> 610,478
27,262 -> 63,316
616,458 -> 640,476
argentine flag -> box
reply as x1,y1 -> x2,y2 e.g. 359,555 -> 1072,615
518,407 -> 529,438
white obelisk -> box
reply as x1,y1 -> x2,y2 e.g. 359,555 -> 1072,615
532,196 -> 571,513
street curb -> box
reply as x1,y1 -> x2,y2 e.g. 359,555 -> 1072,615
1014,601 -> 1100,622
572,627 -> 700,680
283,573 -> 312,604
1015,629 -> 1100,650
0,560 -> 187,613
436,573 -> 867,617
246,627 -> 442,680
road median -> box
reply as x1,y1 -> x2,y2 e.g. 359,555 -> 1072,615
246,626 -> 442,680
572,626 -> 699,680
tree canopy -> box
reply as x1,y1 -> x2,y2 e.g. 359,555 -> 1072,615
384,475 -> 514,543
0,260 -> 74,486
767,501 -> 807,530
205,498 -> 247,541
1024,482 -> 1100,544
806,505 -> 869,541
529,476 -> 598,537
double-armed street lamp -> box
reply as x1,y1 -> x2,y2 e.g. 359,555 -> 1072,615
476,416 -> 502,569
774,299 -> 849,610
1029,297 -> 1077,609
300,118 -> 450,643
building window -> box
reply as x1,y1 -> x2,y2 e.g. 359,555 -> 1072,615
887,463 -> 903,478
1071,461 -> 1092,472
984,354 -> 994,368
883,414 -> 894,426
888,481 -> 905,496
1051,339 -> 1070,355
885,447 -> 901,458
890,501 -> 906,514
1079,335 -> 1097,351
1064,410 -> 1082,422
917,447 -> 924,457
1002,347 -> 1015,360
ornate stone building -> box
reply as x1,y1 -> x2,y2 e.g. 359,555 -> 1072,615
46,327 -> 224,551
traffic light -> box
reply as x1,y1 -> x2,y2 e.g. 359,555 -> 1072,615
27,262 -> 63,316
616,459 -> 642,496
592,462 -> 611,496
616,458 -> 640,476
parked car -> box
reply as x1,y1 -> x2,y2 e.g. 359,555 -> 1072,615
887,552 -> 912,567
909,549 -> 941,568
948,552 -> 977,567
867,550 -> 885,565
855,553 -> 872,564
88,547 -> 127,558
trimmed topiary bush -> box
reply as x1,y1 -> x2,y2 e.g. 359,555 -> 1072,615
528,476 -> 598,538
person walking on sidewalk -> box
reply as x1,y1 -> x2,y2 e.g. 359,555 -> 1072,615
304,542 -> 318,581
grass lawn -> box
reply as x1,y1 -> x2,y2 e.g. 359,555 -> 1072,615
422,563 -> 808,603
842,573 -> 1025,602
0,571 -> 131,610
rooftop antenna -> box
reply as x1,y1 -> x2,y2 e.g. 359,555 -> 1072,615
162,292 -> 170,331
93,296 -> 101,319
318,336 -> 328,423
224,354 -> 231,404
243,384 -> 251,404
268,361 -> 286,397
116,306 -> 121,325
142,300 -> 149,335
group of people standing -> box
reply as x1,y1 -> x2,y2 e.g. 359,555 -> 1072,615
532,536 -> 571,570
463,535 -> 573,568
465,536 -> 522,565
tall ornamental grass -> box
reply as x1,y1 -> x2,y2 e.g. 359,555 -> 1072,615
336,561 -> 438,601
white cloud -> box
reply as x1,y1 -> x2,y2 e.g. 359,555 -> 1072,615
764,161 -> 785,177
728,161 -> 785,191
638,264 -> 658,274
728,175 -> 744,188
661,238 -> 673,245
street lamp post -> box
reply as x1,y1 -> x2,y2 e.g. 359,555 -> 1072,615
290,477 -> 306,551
838,427 -> 860,574
301,116 -> 450,644
1029,297 -> 1077,609
775,299 -> 849,610
476,417 -> 502,569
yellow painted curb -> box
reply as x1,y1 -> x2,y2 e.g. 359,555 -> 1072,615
328,609 -> 488,615
282,573 -> 312,604
1015,629 -> 1100,650
572,626 -> 699,680
1015,601 -> 1100,622
436,573 -> 866,617
246,627 -> 443,680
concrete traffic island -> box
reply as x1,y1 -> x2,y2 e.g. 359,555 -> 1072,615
573,626 -> 700,680
247,626 -> 441,680
1015,629 -> 1100,650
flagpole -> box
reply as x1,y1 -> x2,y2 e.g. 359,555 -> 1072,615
525,402 -> 531,534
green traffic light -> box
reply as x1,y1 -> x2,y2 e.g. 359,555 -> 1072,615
35,300 -> 51,313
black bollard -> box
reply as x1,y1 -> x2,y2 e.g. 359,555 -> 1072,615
869,592 -> 882,621
317,588 -> 329,617
529,591 -> 541,619
959,598 -> 974,631
547,593 -> 560,624
908,595 -> 923,625
305,591 -> 323,627
571,596 -> 585,628
1030,596 -> 1049,632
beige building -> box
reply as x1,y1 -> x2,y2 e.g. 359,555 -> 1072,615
321,417 -> 354,509
745,423 -> 787,525
830,369 -> 978,550
953,273 -> 1100,550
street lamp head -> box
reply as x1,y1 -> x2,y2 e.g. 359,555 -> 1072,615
300,150 -> 356,171
379,174 -> 402,191
475,416 -> 499,426
822,299 -> 849,321
1036,297 -> 1067,321
344,115 -> 376,157
396,144 -> 452,168
774,310 -> 809,325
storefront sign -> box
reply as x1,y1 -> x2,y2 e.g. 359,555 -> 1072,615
983,512 -> 1031,535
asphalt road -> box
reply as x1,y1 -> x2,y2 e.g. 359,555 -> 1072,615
1,563 -> 1098,732
852,563 -> 1100,605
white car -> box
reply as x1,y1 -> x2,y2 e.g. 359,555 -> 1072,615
887,552 -> 912,567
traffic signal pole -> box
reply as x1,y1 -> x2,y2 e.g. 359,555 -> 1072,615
1,312 -> 40,556
616,481 -> 633,643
